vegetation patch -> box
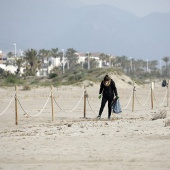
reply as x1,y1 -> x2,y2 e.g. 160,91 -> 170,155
22,85 -> 31,91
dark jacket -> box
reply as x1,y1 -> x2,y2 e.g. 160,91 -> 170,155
99,79 -> 118,98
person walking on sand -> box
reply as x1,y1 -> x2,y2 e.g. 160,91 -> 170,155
97,75 -> 118,119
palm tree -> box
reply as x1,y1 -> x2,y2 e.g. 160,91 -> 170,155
116,56 -> 129,72
15,58 -> 24,75
99,53 -> 105,67
85,52 -> 92,69
90,58 -> 98,69
6,52 -> 15,66
162,56 -> 170,76
39,49 -> 51,65
134,59 -> 146,75
24,49 -> 40,76
109,56 -> 116,68
149,60 -> 158,73
65,48 -> 78,69
103,54 -> 110,66
7,52 -> 13,58
50,48 -> 59,58
84,56 -> 96,69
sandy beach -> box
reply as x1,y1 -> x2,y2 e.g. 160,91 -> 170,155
0,77 -> 170,170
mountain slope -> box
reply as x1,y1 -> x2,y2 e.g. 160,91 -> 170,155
0,3 -> 169,60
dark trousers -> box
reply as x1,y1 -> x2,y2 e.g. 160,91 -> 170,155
99,97 -> 113,118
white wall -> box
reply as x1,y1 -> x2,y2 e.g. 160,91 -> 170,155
48,57 -> 61,67
0,64 -> 6,70
0,64 -> 25,74
77,56 -> 86,63
6,65 -> 17,74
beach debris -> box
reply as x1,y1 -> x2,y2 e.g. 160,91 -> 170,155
67,123 -> 72,127
150,110 -> 167,121
57,127 -> 62,130
165,119 -> 170,127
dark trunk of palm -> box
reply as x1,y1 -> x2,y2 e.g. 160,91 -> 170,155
30,62 -> 34,75
166,62 -> 168,76
16,67 -> 20,75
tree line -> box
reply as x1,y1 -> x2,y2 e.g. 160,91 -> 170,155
3,47 -> 170,78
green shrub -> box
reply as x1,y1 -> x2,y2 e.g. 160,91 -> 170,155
49,73 -> 58,79
22,85 -> 31,91
5,76 -> 18,84
68,75 -> 75,82
30,80 -> 39,84
128,81 -> 132,85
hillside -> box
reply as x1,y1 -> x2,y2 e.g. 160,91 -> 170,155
0,68 -> 144,90
0,3 -> 170,60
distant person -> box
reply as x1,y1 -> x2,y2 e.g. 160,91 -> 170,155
162,79 -> 167,87
97,75 -> 118,119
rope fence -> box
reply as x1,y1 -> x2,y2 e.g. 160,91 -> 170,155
87,97 -> 97,116
153,90 -> 167,107
0,92 -> 16,116
135,91 -> 151,108
121,89 -> 133,109
0,81 -> 169,125
17,93 -> 51,117
53,90 -> 84,113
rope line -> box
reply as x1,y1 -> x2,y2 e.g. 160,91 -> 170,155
153,90 -> 167,106
53,91 -> 84,113
0,93 -> 16,116
87,97 -> 97,115
135,90 -> 150,107
135,93 -> 144,108
17,93 -> 51,117
122,90 -> 133,109
0,86 -> 169,120
141,90 -> 151,106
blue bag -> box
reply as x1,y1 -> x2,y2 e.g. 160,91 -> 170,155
111,99 -> 122,114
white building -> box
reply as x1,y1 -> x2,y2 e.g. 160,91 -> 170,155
0,64 -> 25,74
0,50 -> 6,64
76,52 -> 103,68
37,57 -> 62,77
48,57 -> 61,67
0,51 -> 111,76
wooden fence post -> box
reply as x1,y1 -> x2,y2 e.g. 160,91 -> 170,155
167,80 -> 169,107
132,85 -> 135,112
84,87 -> 87,118
51,85 -> 54,121
151,82 -> 154,109
15,85 -> 18,125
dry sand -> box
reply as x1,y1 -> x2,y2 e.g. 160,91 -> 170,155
0,78 -> 170,170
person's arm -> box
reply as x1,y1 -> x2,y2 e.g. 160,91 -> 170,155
99,81 -> 103,94
112,80 -> 118,97
98,81 -> 103,99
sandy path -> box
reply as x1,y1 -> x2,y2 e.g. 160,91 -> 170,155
0,83 -> 170,170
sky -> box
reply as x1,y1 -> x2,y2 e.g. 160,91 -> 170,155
0,0 -> 170,60
66,0 -> 170,17
1,0 -> 170,17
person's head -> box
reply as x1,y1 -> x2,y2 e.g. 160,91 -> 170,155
104,75 -> 110,81
103,75 -> 111,86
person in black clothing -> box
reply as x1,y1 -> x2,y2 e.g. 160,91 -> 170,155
162,79 -> 167,87
97,75 -> 118,119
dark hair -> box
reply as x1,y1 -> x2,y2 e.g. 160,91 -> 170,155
104,75 -> 110,81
